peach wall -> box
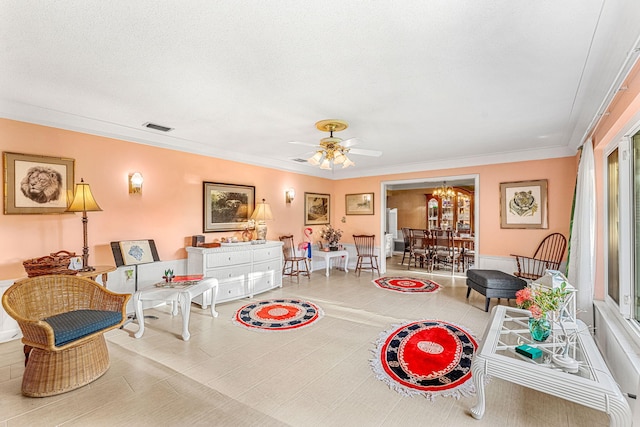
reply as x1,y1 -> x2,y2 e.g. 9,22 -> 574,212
333,157 -> 576,256
1,118 -> 578,280
0,119 -> 332,279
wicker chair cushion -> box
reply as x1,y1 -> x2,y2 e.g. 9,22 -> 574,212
44,309 -> 123,347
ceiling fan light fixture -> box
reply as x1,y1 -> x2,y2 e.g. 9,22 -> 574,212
342,157 -> 355,168
320,159 -> 332,170
333,151 -> 346,164
308,151 -> 323,165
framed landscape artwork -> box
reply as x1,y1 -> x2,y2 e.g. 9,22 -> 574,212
3,152 -> 75,214
203,182 -> 255,232
304,192 -> 330,225
345,192 -> 374,215
500,179 -> 548,229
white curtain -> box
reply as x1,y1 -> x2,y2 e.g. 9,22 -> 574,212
567,140 -> 596,325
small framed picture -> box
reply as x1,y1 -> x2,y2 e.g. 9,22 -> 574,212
304,192 -> 330,225
345,193 -> 374,215
3,152 -> 75,214
500,179 -> 548,229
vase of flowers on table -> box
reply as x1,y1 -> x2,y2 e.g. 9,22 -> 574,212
320,224 -> 343,251
516,282 -> 570,342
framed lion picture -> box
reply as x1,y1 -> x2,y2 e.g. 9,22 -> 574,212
3,152 -> 75,214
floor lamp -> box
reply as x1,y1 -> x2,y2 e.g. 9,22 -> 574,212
66,178 -> 102,272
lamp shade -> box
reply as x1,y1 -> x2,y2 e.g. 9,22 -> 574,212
66,179 -> 102,212
250,199 -> 273,221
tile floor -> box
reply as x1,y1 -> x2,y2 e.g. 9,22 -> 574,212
0,256 -> 609,426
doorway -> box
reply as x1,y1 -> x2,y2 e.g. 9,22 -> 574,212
379,174 -> 479,276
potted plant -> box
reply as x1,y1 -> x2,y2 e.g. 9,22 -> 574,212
516,282 -> 570,342
320,224 -> 343,251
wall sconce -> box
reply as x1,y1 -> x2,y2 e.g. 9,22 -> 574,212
129,172 -> 144,194
285,188 -> 295,203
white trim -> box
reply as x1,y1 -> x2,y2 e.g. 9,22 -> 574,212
380,174 -> 480,276
619,137 -> 633,318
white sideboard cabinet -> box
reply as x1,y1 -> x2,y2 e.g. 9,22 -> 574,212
186,241 -> 283,306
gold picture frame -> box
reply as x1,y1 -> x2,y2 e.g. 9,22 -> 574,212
500,179 -> 548,229
203,182 -> 255,232
3,152 -> 75,214
304,192 -> 330,225
345,192 -> 374,215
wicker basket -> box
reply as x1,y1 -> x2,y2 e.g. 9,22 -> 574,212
23,250 -> 78,277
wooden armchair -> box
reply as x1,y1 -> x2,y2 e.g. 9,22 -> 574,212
2,275 -> 130,396
511,233 -> 567,281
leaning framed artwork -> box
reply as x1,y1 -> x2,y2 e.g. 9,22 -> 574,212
345,192 -> 374,215
203,182 -> 255,232
3,152 -> 75,214
500,179 -> 548,229
304,192 -> 330,225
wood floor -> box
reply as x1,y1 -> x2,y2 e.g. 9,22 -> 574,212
0,255 -> 608,426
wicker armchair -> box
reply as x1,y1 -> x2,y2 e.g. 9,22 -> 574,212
2,275 -> 130,397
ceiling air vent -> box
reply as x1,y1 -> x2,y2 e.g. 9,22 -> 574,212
292,158 -> 309,163
143,122 -> 173,132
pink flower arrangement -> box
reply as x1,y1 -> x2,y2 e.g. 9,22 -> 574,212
516,283 -> 569,320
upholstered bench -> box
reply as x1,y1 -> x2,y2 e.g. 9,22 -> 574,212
466,269 -> 527,312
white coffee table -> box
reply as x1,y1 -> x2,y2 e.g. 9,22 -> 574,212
133,277 -> 219,341
470,305 -> 632,426
313,249 -> 349,277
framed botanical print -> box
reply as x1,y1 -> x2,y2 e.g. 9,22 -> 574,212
500,179 -> 548,229
203,182 -> 255,232
345,192 -> 374,215
304,192 -> 330,225
3,152 -> 75,214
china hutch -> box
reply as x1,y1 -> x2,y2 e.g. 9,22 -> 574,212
426,188 -> 473,232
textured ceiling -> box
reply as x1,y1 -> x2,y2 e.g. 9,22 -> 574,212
1,1 -> 640,179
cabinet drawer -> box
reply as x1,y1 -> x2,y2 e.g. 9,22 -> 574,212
206,251 -> 251,268
253,247 -> 281,263
218,280 -> 246,301
251,259 -> 282,294
205,265 -> 252,281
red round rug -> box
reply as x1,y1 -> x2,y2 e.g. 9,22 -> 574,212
371,320 -> 478,400
373,276 -> 441,293
233,298 -> 323,331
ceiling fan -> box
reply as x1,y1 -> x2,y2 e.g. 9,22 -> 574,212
289,119 -> 382,169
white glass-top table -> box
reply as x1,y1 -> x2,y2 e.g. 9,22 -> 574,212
470,305 -> 632,427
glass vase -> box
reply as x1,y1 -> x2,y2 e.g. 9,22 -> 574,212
528,316 -> 551,342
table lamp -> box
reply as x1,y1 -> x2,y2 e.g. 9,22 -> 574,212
66,178 -> 102,271
250,198 -> 273,241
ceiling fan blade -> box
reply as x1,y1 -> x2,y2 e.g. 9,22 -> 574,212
288,141 -> 318,147
349,147 -> 383,157
341,137 -> 360,147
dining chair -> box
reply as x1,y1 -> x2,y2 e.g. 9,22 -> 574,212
407,229 -> 433,271
400,227 -> 411,265
434,229 -> 460,273
353,234 -> 380,277
279,235 -> 310,282
462,238 -> 475,271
